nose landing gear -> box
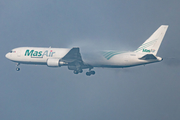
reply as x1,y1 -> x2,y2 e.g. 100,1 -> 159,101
16,67 -> 20,71
16,63 -> 20,71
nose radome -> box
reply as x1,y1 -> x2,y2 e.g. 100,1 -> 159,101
5,53 -> 9,59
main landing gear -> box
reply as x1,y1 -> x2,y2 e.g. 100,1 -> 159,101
73,69 -> 83,74
16,63 -> 20,71
85,67 -> 95,76
73,68 -> 95,76
86,70 -> 95,76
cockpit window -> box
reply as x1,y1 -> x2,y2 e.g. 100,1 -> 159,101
10,50 -> 16,53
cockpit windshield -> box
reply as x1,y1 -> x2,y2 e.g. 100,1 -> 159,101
10,50 -> 16,53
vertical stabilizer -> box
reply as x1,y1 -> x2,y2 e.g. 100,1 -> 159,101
135,25 -> 168,55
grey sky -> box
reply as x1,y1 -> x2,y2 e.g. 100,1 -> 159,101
1,0 -> 180,120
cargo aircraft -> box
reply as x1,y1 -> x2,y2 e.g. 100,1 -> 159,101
5,25 -> 168,76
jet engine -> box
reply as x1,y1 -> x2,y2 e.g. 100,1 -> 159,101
47,58 -> 66,67
47,58 -> 60,67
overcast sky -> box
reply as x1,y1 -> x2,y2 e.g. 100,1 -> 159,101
1,0 -> 180,120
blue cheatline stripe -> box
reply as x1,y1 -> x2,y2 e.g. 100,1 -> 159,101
138,40 -> 157,49
141,39 -> 157,46
136,42 -> 155,52
135,39 -> 157,52
135,43 -> 154,52
103,52 -> 115,58
102,51 -> 125,60
106,53 -> 121,60
137,40 -> 156,50
104,52 -> 120,59
102,51 -> 115,57
137,40 -> 157,50
102,51 -> 111,56
102,52 -> 119,58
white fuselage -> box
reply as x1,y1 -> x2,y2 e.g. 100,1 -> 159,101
6,47 -> 70,64
5,47 -> 162,68
5,25 -> 168,76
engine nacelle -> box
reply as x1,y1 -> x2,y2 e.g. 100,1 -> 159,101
47,58 -> 60,67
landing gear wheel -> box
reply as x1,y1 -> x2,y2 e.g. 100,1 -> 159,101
86,70 -> 95,76
16,67 -> 20,71
78,69 -> 83,73
90,71 -> 95,75
86,72 -> 91,76
73,70 -> 79,74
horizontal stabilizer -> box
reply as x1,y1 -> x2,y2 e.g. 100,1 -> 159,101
139,54 -> 157,60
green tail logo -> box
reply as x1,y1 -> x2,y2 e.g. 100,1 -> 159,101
142,49 -> 155,53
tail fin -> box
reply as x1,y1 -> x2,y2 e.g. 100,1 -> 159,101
134,25 -> 168,55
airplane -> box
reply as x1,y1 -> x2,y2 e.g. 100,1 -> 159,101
5,25 -> 168,76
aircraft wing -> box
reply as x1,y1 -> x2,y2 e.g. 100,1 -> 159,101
60,47 -> 92,74
61,47 -> 83,64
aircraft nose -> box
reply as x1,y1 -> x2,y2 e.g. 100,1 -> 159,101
5,53 -> 10,59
